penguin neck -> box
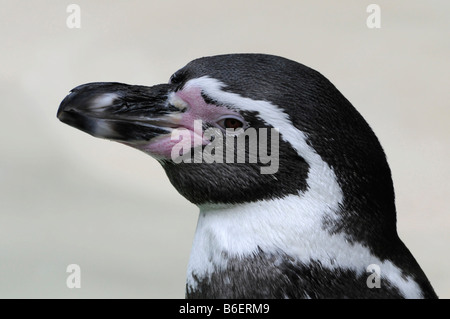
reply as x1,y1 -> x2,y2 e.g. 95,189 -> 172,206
185,173 -> 345,297
185,194 -> 422,299
188,194 -> 340,277
196,196 -> 339,255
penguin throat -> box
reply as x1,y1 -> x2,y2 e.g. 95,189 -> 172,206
186,197 -> 423,299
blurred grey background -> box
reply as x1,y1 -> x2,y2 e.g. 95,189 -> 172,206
0,1 -> 448,298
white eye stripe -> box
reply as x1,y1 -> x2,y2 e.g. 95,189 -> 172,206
184,77 -> 311,160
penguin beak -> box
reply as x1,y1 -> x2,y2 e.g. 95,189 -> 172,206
57,82 -> 181,143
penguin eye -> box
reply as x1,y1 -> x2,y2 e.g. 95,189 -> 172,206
217,117 -> 244,130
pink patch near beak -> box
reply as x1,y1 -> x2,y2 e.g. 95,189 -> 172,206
128,86 -> 241,160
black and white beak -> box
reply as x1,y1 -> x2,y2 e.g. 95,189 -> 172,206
57,79 -> 247,160
57,82 -> 181,142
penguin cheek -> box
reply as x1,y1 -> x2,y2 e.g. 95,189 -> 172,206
150,86 -> 247,161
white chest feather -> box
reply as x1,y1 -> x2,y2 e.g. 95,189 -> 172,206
187,197 -> 423,299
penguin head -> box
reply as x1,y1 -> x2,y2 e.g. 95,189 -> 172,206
57,53 -> 396,238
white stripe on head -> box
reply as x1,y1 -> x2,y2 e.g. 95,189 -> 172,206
184,77 -> 423,298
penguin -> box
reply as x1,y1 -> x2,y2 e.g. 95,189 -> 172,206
57,53 -> 437,299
